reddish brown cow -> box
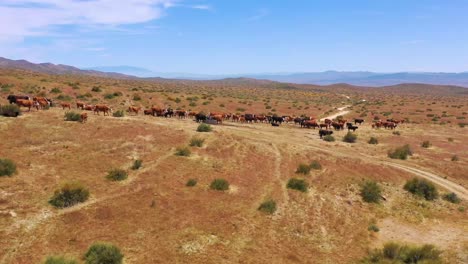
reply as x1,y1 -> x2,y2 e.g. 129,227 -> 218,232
143,109 -> 152,115
76,102 -> 85,110
319,123 -> 329,129
151,106 -> 164,116
128,106 -> 141,115
84,105 -> 94,111
61,102 -> 71,110
212,114 -> 223,124
16,99 -> 38,111
80,112 -> 88,123
94,104 -> 111,116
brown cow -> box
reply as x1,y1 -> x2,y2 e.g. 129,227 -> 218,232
128,106 -> 141,115
212,114 -> 223,124
80,112 -> 88,123
76,102 -> 85,110
175,110 -> 187,119
151,106 -> 164,116
61,102 -> 71,110
94,104 -> 111,116
319,123 -> 329,129
143,109 -> 152,115
84,105 -> 94,111
16,99 -> 38,111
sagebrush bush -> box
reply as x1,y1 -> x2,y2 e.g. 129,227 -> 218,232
421,140 -> 431,148
404,177 -> 438,201
49,182 -> 90,208
64,112 -> 81,121
451,155 -> 459,161
197,123 -> 212,132
360,180 -> 382,203
175,147 -> 191,157
0,158 -> 17,177
392,131 -> 401,136
343,132 -> 357,143
0,104 -> 21,117
84,242 -> 123,264
189,137 -> 205,147
323,135 -> 335,142
309,160 -> 322,170
296,163 -> 311,175
112,110 -> 125,117
258,199 -> 277,214
368,137 -> 378,145
210,178 -> 229,191
186,179 -> 197,187
287,178 -> 308,192
443,192 -> 461,204
367,224 -> 379,232
44,256 -> 78,264
388,144 -> 412,160
131,159 -> 142,170
106,169 -> 128,181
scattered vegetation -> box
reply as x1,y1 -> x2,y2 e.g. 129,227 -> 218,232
186,179 -> 197,187
210,178 -> 229,191
296,163 -> 311,175
392,131 -> 401,136
197,123 -> 212,132
309,160 -> 322,170
84,242 -> 123,264
343,132 -> 357,143
404,177 -> 438,201
64,111 -> 81,122
287,178 -> 308,192
91,86 -> 102,92
258,199 -> 277,214
49,182 -> 90,208
112,110 -> 125,117
360,180 -> 382,203
175,147 -> 191,157
323,135 -> 335,142
388,144 -> 412,160
442,192 -> 461,204
0,158 -> 17,177
106,169 -> 128,181
421,140 -> 432,148
189,137 -> 205,147
363,242 -> 442,264
451,155 -> 459,161
131,159 -> 142,170
368,137 -> 378,145
367,224 -> 379,232
43,256 -> 78,264
0,104 -> 21,117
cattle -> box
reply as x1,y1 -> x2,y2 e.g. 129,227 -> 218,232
195,113 -> 207,123
84,105 -> 94,111
188,111 -> 197,118
372,122 -> 383,129
128,106 -> 141,115
232,114 -> 240,122
270,116 -> 284,124
163,108 -> 174,118
347,124 -> 359,132
76,102 -> 85,110
34,97 -> 50,109
143,109 -> 152,115
244,114 -> 256,123
301,120 -> 319,129
175,110 -> 187,119
319,123 -> 329,129
256,115 -> 268,123
383,122 -> 397,130
80,112 -> 88,123
211,114 -> 223,124
319,129 -> 333,139
331,122 -> 344,130
272,123 -> 280,127
354,118 -> 364,125
16,99 -> 38,111
61,102 -> 71,110
94,104 -> 111,116
151,107 -> 164,117
324,119 -> 332,125
7,95 -> 30,104
294,117 -> 304,125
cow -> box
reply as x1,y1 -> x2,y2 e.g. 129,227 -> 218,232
80,112 -> 88,123
195,113 -> 207,123
294,117 -> 304,125
256,115 -> 268,123
211,114 -> 223,124
301,120 -> 319,129
347,124 -> 359,132
175,110 -> 187,119
319,123 -> 329,129
232,114 -> 240,122
332,122 -> 344,130
163,108 -> 174,118
151,107 -> 164,117
84,105 -> 94,111
354,118 -> 364,125
7,95 -> 30,104
319,129 -> 333,139
60,102 -> 71,110
16,99 -> 38,111
34,97 -> 50,109
244,114 -> 256,123
270,116 -> 284,124
76,102 -> 85,110
128,106 -> 141,115
372,121 -> 382,129
94,104 -> 111,116
188,111 -> 197,118
324,119 -> 332,125
143,109 -> 153,115
383,122 -> 397,130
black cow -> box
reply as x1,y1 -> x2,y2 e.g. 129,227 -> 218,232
164,108 -> 174,118
244,114 -> 256,123
347,125 -> 359,132
354,118 -> 364,125
319,129 -> 333,139
195,113 -> 207,123
270,116 -> 284,124
7,95 -> 30,104
271,123 -> 280,127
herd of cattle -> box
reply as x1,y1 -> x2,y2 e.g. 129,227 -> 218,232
5,94 -> 405,138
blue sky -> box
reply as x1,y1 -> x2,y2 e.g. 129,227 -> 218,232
1,0 -> 467,74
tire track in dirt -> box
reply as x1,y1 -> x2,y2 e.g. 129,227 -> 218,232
271,143 -> 290,208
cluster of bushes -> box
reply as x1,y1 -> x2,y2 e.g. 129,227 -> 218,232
189,137 -> 205,147
49,182 -> 90,208
296,160 -> 322,175
360,180 -> 382,203
343,132 -> 357,143
323,135 -> 335,142
421,141 -> 432,148
287,178 -> 308,192
44,256 -> 78,264
0,158 -> 16,177
210,178 -> 229,191
197,123 -> 212,132
44,242 -> 123,264
404,177 -> 438,201
258,199 -> 277,214
64,112 -> 81,122
363,242 -> 442,263
368,137 -> 378,145
0,104 -> 21,117
186,179 -> 197,187
388,144 -> 412,160
175,147 -> 191,157
442,192 -> 461,204
112,110 -> 125,117
131,159 -> 142,170
106,169 -> 128,181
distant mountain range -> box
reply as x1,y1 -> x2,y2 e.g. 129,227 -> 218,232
1,57 -> 468,87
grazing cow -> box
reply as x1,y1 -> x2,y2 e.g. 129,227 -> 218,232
331,122 -> 344,130
61,102 -> 71,110
76,102 -> 85,110
372,121 -> 383,129
319,129 -> 333,139
84,105 -> 94,111
175,110 -> 187,119
16,99 -> 38,111
94,104 -> 111,116
128,106 -> 141,115
354,118 -> 364,125
324,119 -> 332,125
232,114 -> 240,122
188,111 -> 197,118
301,120 -> 319,129
383,122 -> 397,130
270,116 -> 284,124
7,95 -> 30,104
347,124 -> 359,132
319,123 -> 329,129
34,97 -> 50,109
80,112 -> 88,123
195,113 -> 207,123
143,109 -> 152,115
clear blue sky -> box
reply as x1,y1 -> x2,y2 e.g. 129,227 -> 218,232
1,0 -> 467,74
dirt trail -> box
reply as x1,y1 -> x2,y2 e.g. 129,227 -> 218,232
271,143 -> 290,207
320,105 -> 350,121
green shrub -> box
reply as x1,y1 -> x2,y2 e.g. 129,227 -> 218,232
186,179 -> 197,187
404,177 -> 438,201
50,87 -> 62,94
323,135 -> 335,142
197,123 -> 212,132
360,180 -> 382,203
106,169 -> 128,181
368,224 -> 379,232
309,160 -> 322,170
0,158 -> 17,177
104,93 -> 115,99
84,242 -> 123,264
189,137 -> 205,147
175,147 -> 191,157
343,132 -> 357,143
132,94 -> 141,101
64,112 -> 81,122
0,104 -> 21,117
421,140 -> 431,148
210,178 -> 229,191
443,192 -> 461,204
49,182 -> 90,208
258,199 -> 277,214
296,163 -> 311,175
451,155 -> 459,161
287,178 -> 308,192
131,159 -> 142,170
364,242 -> 442,263
388,144 -> 412,160
44,256 -> 78,264
91,86 -> 102,92
112,110 -> 125,117
392,131 -> 401,136
368,137 -> 378,145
